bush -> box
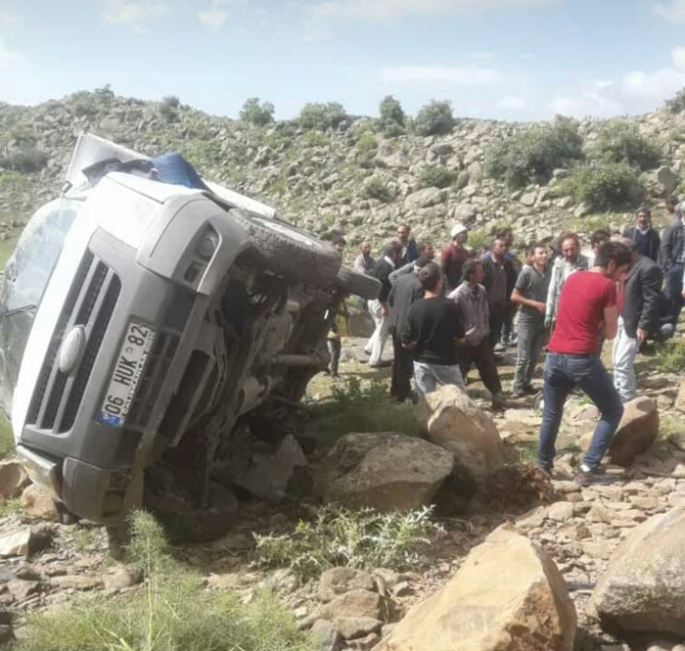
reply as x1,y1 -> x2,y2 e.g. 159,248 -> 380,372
379,95 -> 405,128
485,116 -> 584,189
298,102 -> 348,130
159,95 -> 180,122
565,161 -> 645,211
359,175 -> 391,201
0,147 -> 48,173
356,133 -> 378,156
254,504 -> 442,579
418,165 -> 456,189
14,512 -> 315,651
69,91 -> 99,117
240,97 -> 275,126
413,100 -> 455,137
656,341 -> 685,374
383,122 -> 406,138
591,120 -> 661,171
667,88 -> 685,114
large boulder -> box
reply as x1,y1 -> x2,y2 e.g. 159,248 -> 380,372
0,461 -> 29,499
21,484 -> 58,521
403,188 -> 447,210
593,507 -> 685,638
416,385 -> 504,481
315,432 -> 453,511
580,397 -> 658,466
377,524 -> 577,651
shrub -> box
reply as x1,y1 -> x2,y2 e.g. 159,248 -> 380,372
667,88 -> 685,114
356,133 -> 378,156
591,120 -> 660,171
379,95 -> 405,127
485,116 -> 584,189
359,175 -> 391,201
14,512 -> 315,651
303,130 -> 330,147
418,165 -> 456,189
240,97 -> 275,126
656,340 -> 685,374
298,102 -> 348,130
0,147 -> 48,173
565,161 -> 645,211
69,91 -> 99,117
254,504 -> 442,579
413,100 -> 455,137
383,122 -> 406,138
159,95 -> 180,122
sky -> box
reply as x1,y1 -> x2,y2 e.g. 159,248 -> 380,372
4,0 -> 685,122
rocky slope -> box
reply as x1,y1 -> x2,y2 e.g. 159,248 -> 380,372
2,89 -> 685,261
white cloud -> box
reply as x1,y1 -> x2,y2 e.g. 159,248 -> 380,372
380,65 -> 502,86
0,10 -> 23,30
102,0 -> 170,32
654,0 -> 685,24
198,0 -> 233,32
499,95 -> 526,110
0,39 -> 21,71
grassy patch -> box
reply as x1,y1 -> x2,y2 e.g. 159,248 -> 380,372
0,498 -> 21,518
654,340 -> 685,374
0,417 -> 13,461
254,504 -> 441,580
14,512 -> 314,651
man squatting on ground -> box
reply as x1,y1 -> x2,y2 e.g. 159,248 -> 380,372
510,242 -> 551,397
401,263 -> 466,399
388,256 -> 430,402
537,241 -> 632,486
365,241 -> 402,367
449,259 -> 505,410
612,238 -> 663,403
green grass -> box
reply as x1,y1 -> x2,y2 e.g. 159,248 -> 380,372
0,417 -> 13,461
14,512 -> 316,651
0,498 -> 21,518
654,340 -> 685,374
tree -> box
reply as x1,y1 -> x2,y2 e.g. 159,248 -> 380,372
298,102 -> 348,130
240,97 -> 275,126
379,95 -> 405,127
413,100 -> 455,137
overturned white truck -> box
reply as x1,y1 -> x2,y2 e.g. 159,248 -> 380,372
0,134 -> 379,540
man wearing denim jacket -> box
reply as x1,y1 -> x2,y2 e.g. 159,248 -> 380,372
537,241 -> 631,486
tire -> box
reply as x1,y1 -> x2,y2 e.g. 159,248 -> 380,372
335,266 -> 381,300
231,208 -> 341,288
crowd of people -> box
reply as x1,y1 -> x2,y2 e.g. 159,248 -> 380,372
326,197 -> 685,486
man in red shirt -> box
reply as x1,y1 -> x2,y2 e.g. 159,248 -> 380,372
537,241 -> 632,486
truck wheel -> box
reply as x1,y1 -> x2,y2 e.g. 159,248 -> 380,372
231,209 -> 341,288
335,267 -> 381,300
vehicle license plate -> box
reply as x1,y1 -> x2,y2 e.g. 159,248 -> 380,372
97,322 -> 155,428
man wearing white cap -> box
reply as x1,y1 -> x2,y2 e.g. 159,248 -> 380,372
441,223 -> 470,292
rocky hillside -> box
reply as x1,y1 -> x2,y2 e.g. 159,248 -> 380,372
2,88 -> 685,261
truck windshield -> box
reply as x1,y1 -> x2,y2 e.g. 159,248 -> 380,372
0,199 -> 80,417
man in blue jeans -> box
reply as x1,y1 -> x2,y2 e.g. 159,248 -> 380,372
537,241 -> 632,486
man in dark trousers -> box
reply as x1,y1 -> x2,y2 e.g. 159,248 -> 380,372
388,257 -> 430,402
623,207 -> 660,263
613,238 -> 663,402
661,200 -> 685,326
537,241 -> 631,486
449,259 -> 506,410
481,235 -> 514,349
365,242 -> 402,367
401,263 -> 466,398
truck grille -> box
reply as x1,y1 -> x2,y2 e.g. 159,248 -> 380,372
27,253 -> 121,433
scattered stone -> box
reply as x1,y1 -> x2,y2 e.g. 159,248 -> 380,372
377,524 -> 576,650
548,501 -> 575,522
7,578 -> 39,601
0,461 -> 29,499
311,619 -> 341,651
333,617 -> 382,640
593,507 -> 685,637
0,525 -> 53,558
348,632 -> 380,650
50,575 -> 100,591
319,568 -> 375,603
103,566 -> 139,590
416,385 -> 504,481
315,432 -> 453,511
319,590 -> 387,622
657,165 -> 678,196
21,484 -> 59,520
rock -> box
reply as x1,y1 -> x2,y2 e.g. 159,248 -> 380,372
21,484 -> 58,520
315,432 -> 453,511
657,166 -> 678,196
404,188 -> 447,210
0,461 -> 29,499
0,525 -> 53,558
7,578 -> 39,601
347,308 -> 375,338
429,142 -> 453,157
334,617 -> 382,640
103,566 -> 140,590
593,507 -> 685,637
319,568 -> 375,603
548,501 -> 575,522
311,619 -> 341,651
467,161 -> 483,182
416,385 -> 504,481
349,632 -> 381,650
50,574 -> 100,590
675,379 -> 685,413
574,203 -> 591,218
377,524 -> 576,651
319,590 -> 387,621
520,191 -> 537,207
235,435 -> 307,501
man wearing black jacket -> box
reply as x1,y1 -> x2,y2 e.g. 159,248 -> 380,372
613,239 -> 663,402
661,202 -> 685,325
388,257 -> 429,401
623,207 -> 660,263
366,242 -> 402,367
481,235 -> 515,349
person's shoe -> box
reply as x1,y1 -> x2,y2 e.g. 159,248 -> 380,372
331,372 -> 341,380
574,463 -> 611,487
537,464 -> 553,478
512,388 -> 525,398
523,385 -> 538,395
491,392 -> 506,410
